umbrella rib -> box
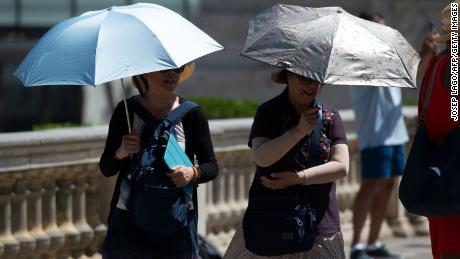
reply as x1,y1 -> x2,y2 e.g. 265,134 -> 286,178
322,14 -> 342,83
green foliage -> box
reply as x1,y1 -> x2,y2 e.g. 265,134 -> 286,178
402,98 -> 418,106
32,122 -> 81,131
188,96 -> 260,119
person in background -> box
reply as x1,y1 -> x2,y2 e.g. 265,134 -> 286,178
349,12 -> 408,259
417,2 -> 460,258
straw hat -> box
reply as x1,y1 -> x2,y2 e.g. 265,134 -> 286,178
178,62 -> 195,83
133,62 -> 195,88
437,0 -> 460,43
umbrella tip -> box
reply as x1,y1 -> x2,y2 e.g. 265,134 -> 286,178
275,61 -> 292,69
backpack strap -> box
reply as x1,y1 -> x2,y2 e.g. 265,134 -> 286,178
165,100 -> 199,126
307,101 -> 323,167
152,100 -> 198,138
421,59 -> 442,122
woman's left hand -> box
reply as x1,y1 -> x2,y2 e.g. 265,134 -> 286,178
169,166 -> 195,187
260,171 -> 304,190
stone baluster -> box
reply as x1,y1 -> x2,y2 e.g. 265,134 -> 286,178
11,173 -> 36,258
197,181 -> 208,236
55,166 -> 80,258
225,152 -> 242,229
218,154 -> 230,221
85,164 -> 107,257
27,170 -> 51,257
70,166 -> 94,258
235,149 -> 252,213
41,168 -> 65,259
205,168 -> 217,234
0,175 -> 19,259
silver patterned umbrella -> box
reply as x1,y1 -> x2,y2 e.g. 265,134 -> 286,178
242,4 -> 420,88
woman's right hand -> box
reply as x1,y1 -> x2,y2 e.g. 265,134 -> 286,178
115,129 -> 140,160
291,107 -> 320,140
421,31 -> 440,55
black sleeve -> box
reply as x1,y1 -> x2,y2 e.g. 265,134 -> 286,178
248,104 -> 279,148
99,101 -> 131,177
191,108 -> 218,184
330,108 -> 347,146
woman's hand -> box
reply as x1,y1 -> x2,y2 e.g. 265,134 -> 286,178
169,166 -> 195,187
291,107 -> 320,140
260,171 -> 305,190
421,31 -> 440,56
115,129 -> 140,160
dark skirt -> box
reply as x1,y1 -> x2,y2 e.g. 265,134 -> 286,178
102,208 -> 199,259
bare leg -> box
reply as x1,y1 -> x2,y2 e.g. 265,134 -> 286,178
367,177 -> 397,244
352,179 -> 379,245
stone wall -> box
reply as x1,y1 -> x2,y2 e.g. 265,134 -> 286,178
0,108 -> 419,257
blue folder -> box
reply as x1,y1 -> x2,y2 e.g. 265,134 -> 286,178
163,134 -> 193,198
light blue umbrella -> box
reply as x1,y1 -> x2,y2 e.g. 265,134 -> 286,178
14,3 -> 223,132
14,3 -> 223,86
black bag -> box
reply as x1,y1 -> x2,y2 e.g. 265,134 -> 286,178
127,100 -> 198,232
243,192 -> 316,256
399,123 -> 460,216
399,59 -> 460,217
242,104 -> 325,256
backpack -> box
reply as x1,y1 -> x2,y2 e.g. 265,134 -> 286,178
127,100 -> 198,232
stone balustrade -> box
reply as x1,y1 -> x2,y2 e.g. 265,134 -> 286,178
0,108 -> 418,257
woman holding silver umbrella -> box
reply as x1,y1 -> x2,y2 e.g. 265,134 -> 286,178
224,65 -> 349,259
225,3 -> 420,258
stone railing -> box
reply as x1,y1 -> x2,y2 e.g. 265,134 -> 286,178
0,108 -> 418,257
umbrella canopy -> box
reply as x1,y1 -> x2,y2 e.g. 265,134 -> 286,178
242,5 -> 420,88
14,3 -> 223,86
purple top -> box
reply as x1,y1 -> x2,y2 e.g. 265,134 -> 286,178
248,88 -> 347,234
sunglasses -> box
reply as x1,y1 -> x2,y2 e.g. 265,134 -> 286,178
160,66 -> 185,74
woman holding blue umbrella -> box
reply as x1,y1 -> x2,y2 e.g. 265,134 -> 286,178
14,4 -> 223,257
99,63 -> 219,258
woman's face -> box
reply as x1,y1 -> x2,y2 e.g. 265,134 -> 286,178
142,68 -> 183,95
286,72 -> 322,107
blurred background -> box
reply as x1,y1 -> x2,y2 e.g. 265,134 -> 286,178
0,0 -> 449,132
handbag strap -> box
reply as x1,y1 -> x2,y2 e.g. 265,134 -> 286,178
421,60 -> 441,121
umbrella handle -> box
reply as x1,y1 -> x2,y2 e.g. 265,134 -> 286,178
315,84 -> 322,98
121,78 -> 132,134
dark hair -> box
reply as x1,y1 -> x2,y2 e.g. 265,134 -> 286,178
359,12 -> 384,22
274,69 -> 289,84
132,75 -> 148,97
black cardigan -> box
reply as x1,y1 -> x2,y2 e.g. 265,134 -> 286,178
99,96 -> 219,219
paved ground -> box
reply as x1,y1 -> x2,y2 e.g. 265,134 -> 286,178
344,236 -> 433,259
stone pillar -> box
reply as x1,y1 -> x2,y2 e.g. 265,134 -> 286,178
197,182 -> 208,236
11,174 -> 36,258
42,168 -> 65,259
71,166 -> 94,258
85,164 -> 107,257
56,167 -> 80,258
0,176 -> 19,259
27,171 -> 51,256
